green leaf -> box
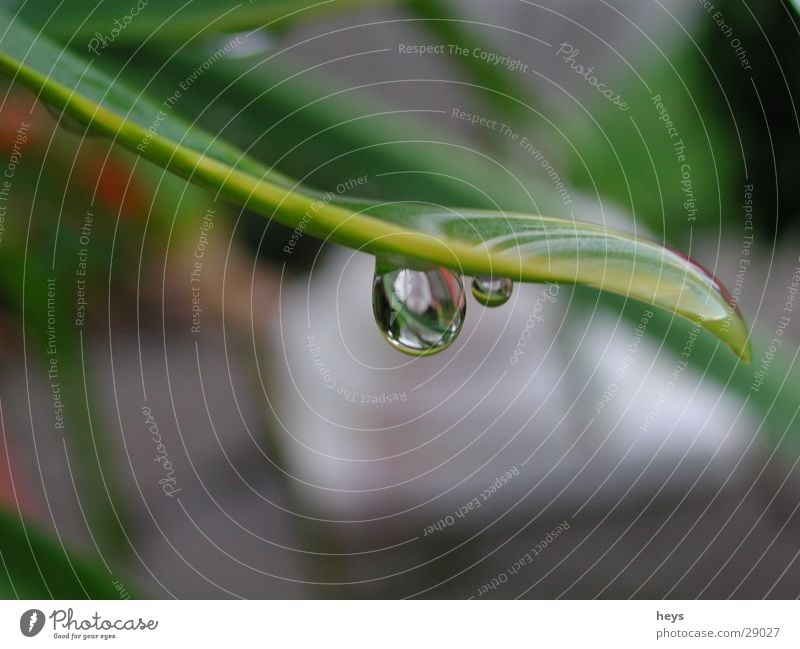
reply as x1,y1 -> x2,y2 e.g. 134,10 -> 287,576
563,43 -> 739,240
103,42 -> 560,212
0,507 -> 126,598
404,0 -> 536,122
10,0 -> 397,42
0,12 -> 751,361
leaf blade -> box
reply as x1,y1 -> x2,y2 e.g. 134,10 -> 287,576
0,507 -> 126,598
0,12 -> 752,361
11,0 -> 398,41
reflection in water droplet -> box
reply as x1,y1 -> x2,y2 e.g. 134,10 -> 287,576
472,275 -> 513,307
372,261 -> 466,356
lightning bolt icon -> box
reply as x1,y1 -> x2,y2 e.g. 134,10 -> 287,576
28,611 -> 38,632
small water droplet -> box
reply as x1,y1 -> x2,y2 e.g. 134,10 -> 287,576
372,261 -> 466,356
471,275 -> 513,307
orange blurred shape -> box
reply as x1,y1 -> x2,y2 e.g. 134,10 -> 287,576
0,424 -> 33,515
0,93 -> 42,153
79,154 -> 147,220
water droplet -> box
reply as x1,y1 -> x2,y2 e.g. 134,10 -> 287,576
372,261 -> 466,356
471,275 -> 513,307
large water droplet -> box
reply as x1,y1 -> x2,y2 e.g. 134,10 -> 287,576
372,261 -> 466,356
472,275 -> 513,307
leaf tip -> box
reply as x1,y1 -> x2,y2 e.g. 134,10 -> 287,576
699,310 -> 752,364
